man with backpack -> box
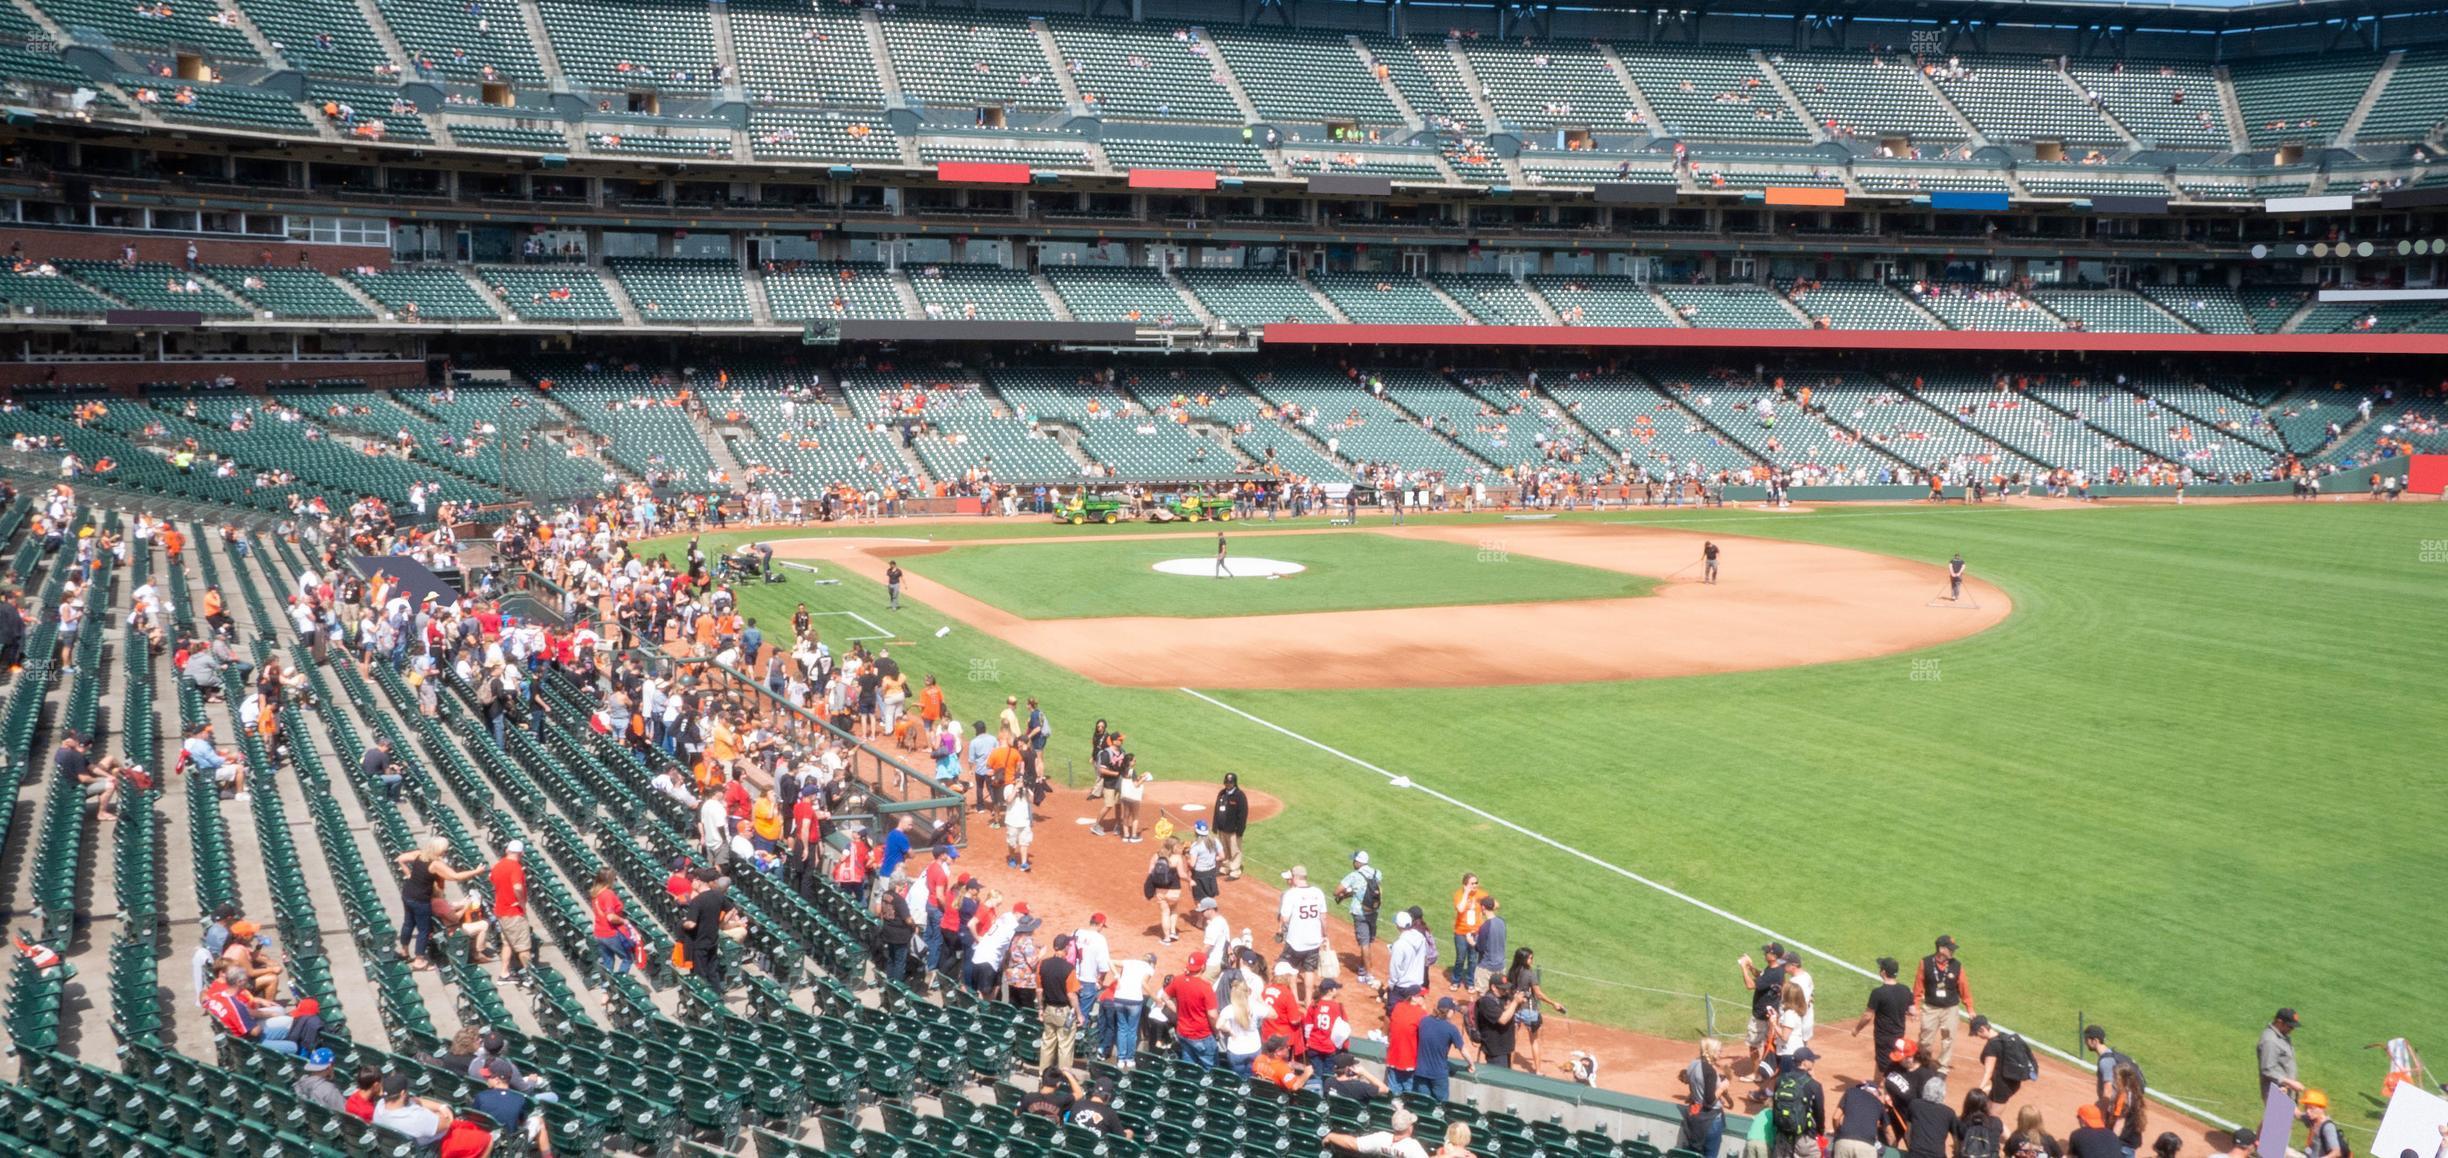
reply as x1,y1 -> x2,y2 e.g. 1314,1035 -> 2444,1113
1971,1015 -> 2039,1106
1335,851 -> 1384,991
1769,1047 -> 1827,1158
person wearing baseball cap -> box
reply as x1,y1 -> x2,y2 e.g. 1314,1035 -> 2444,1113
1856,956 -> 1915,1078
1164,949 -> 1219,1069
2260,1008 -> 2304,1101
1277,864 -> 1327,1005
1770,1048 -> 1827,1158
1742,943 -> 1791,1083
1335,851 -> 1384,991
1327,1105 -> 1425,1158
293,1048 -> 345,1113
1414,995 -> 1472,1102
1912,935 -> 1972,1076
2223,1126 -> 2257,1158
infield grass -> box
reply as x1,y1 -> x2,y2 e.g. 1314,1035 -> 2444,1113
892,531 -> 1653,619
674,500 -> 2444,1134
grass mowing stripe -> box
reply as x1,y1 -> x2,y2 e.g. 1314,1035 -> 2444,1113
1178,686 -> 2245,1127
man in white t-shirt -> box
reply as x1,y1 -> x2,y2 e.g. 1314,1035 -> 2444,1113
1277,864 -> 1329,1004
1326,1106 -> 1430,1158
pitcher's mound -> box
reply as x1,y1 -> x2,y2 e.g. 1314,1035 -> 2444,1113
1151,557 -> 1305,578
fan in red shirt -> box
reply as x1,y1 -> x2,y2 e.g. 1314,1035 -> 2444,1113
1303,980 -> 1352,1059
1384,990 -> 1426,1094
1260,963 -> 1305,1054
1164,953 -> 1220,1067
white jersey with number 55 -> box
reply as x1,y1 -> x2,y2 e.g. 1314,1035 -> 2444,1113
1279,885 -> 1329,951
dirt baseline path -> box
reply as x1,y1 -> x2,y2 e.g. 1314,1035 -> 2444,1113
767,522 -> 2010,689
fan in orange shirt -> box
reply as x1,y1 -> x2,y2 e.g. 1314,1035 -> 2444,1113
1449,874 -> 1489,988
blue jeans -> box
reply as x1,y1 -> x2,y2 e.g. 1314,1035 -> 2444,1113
1685,1110 -> 1726,1158
1227,1051 -> 1256,1079
398,901 -> 435,960
1109,1001 -> 1143,1061
1450,935 -> 1474,983
595,935 -> 629,975
1076,989 -> 1102,1057
1415,1073 -> 1450,1102
1176,1035 -> 1217,1069
920,917 -> 944,974
1386,1068 -> 1414,1097
883,940 -> 909,985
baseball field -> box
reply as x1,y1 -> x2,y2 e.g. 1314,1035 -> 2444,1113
661,499 -> 2443,1135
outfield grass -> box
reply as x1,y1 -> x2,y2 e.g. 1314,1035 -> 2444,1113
669,502 -> 2444,1133
893,532 -> 1653,619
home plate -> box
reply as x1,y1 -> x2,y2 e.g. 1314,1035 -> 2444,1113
1152,557 -> 1306,578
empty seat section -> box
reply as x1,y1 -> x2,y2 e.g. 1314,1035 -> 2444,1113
308,81 -> 433,142
1211,28 -> 1401,125
33,0 -> 255,59
1458,39 -> 1635,129
2016,171 -> 2169,197
1853,172 -> 2008,193
2294,299 -> 2445,332
906,263 -> 1054,321
1177,268 -> 1330,325
375,0 -> 546,84
348,266 -> 498,320
1613,45 -> 1808,143
537,0 -> 717,92
2031,382 -> 2277,475
1542,373 -> 1761,475
1431,274 -> 1549,324
588,127 -> 732,157
544,370 -> 726,483
1657,284 -> 1804,328
1280,151 -> 1444,180
1917,376 -> 2143,476
2135,286 -> 2252,334
1043,265 -> 1199,324
2239,288 -> 2309,332
444,119 -> 567,150
1178,378 -> 1352,478
729,0 -> 882,106
748,111 -> 900,161
880,13 -> 1065,113
992,367 -> 1239,480
0,6 -> 98,89
2354,50 -> 2448,142
1519,161 -> 1676,187
0,265 -> 120,316
605,258 -> 750,322
1049,19 -> 1238,122
1811,384 -> 2051,478
203,265 -> 373,318
477,264 -> 622,321
1357,35 -> 1477,133
59,260 -> 249,315
1929,56 -> 2121,145
2028,289 -> 2191,333
1907,284 -> 2066,331
725,385 -> 924,494
140,81 -> 315,132
765,262 -> 906,321
1785,280 -> 1940,330
1375,370 -> 1544,473
2229,54 -> 2379,146
1249,367 -> 1489,476
1308,273 -> 1467,324
919,140 -> 1094,169
237,0 -> 393,76
2066,61 -> 2229,149
1098,136 -> 1271,174
848,370 -> 1080,483
1527,275 -> 1677,326
1768,52 -> 1964,142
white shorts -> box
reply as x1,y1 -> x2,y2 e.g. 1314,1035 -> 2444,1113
1008,826 -> 1032,849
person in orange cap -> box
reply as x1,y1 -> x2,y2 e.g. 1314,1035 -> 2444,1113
2300,1091 -> 2345,1158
